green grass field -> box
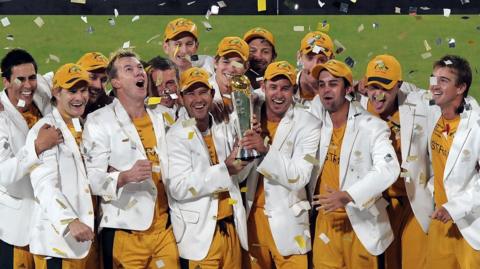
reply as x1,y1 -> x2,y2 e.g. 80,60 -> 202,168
0,15 -> 479,99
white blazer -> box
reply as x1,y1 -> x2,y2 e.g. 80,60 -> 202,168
359,91 -> 435,233
0,83 -> 51,247
165,113 -> 249,261
244,105 -> 321,256
308,103 -> 400,255
82,99 -> 169,231
26,108 -> 93,259
426,102 -> 480,250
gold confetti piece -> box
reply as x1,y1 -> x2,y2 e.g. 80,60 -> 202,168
288,176 -> 300,183
182,118 -> 196,128
357,24 -> 364,32
60,218 -> 75,225
304,154 -> 320,166
258,169 -> 272,179
406,155 -> 418,162
228,198 -> 237,205
163,112 -> 175,125
146,34 -> 162,44
189,187 -> 198,196
156,259 -> 165,268
173,44 -> 180,58
71,0 -> 86,3
424,40 -> 431,51
33,17 -> 44,28
240,186 -> 248,193
293,25 -> 305,32
56,199 -> 67,209
294,235 -> 306,249
319,233 -> 330,244
295,103 -> 309,109
52,247 -> 67,257
375,92 -> 386,101
400,171 -> 411,178
231,61 -> 244,69
147,97 -> 162,105
29,163 -> 40,173
419,172 -> 427,185
317,22 -> 330,33
257,0 -> 266,11
126,198 -> 138,210
187,131 -> 195,140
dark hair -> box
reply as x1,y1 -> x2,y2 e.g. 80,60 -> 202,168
106,49 -> 139,81
248,37 -> 277,60
433,55 -> 472,97
147,56 -> 180,81
1,49 -> 37,81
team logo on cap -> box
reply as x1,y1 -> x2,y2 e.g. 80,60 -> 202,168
69,65 -> 82,75
252,28 -> 267,34
189,69 -> 204,78
92,52 -> 108,62
374,60 -> 389,73
171,19 -> 194,32
228,38 -> 242,46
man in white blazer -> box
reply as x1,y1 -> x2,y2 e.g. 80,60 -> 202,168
82,50 -> 180,269
240,61 -> 321,268
27,63 -> 98,268
0,49 -> 62,269
426,55 -> 480,268
165,67 -> 251,268
359,54 -> 433,269
308,59 -> 400,268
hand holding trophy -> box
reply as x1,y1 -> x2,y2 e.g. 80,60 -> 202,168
230,74 -> 262,161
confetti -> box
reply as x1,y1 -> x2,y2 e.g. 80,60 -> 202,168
122,41 -> 131,49
395,7 -> 401,14
108,18 -> 115,26
131,15 -> 140,22
294,235 -> 306,249
147,97 -> 162,105
339,2 -> 349,13
156,259 -> 165,268
72,118 -> 82,132
344,57 -> 355,68
304,154 -> 320,166
86,25 -> 94,34
182,118 -> 196,128
163,112 -> 175,125
444,60 -> 453,65
126,198 -> 138,210
288,176 -> 300,183
146,34 -> 162,44
188,187 -> 198,196
240,186 -> 248,192
5,34 -> 13,41
228,198 -> 237,205
60,218 -> 75,225
71,0 -> 86,3
430,76 -> 437,86
345,93 -> 353,102
357,24 -> 364,32
211,5 -> 220,15
1,17 -> 10,27
187,131 -> 195,140
319,233 -> 330,244
372,22 -> 379,29
421,52 -> 432,59
114,8 -> 119,17
187,1 -> 196,5
419,6 -> 429,10
256,77 -> 264,82
293,26 -> 305,32
217,1 -> 227,8
201,21 -> 212,31
461,0 -> 470,4
49,54 -> 60,63
170,93 -> 178,99
424,40 -> 431,51
318,0 -> 325,7
34,17 -> 44,27
56,199 -> 67,209
152,165 -> 161,173
443,8 -> 451,17
52,248 -> 67,257
317,21 -> 330,33
232,61 -> 244,69
158,2 -> 166,6
334,39 -> 346,54
448,39 -> 455,48
80,16 -> 88,24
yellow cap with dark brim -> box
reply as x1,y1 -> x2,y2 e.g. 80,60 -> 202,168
300,31 -> 334,57
216,36 -> 249,62
164,18 -> 198,42
365,54 -> 402,90
264,61 -> 297,86
180,67 -> 212,92
243,27 -> 275,47
76,52 -> 108,72
53,63 -> 90,90
311,59 -> 353,86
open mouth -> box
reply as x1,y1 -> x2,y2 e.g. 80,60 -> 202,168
20,90 -> 33,97
223,73 -> 234,80
70,102 -> 85,109
272,98 -> 285,105
136,80 -> 145,88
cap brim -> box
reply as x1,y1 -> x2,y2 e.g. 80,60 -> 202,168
265,72 -> 296,86
244,34 -> 274,47
366,77 -> 397,90
311,64 -> 352,86
58,77 -> 89,90
165,30 -> 198,42
218,49 -> 248,61
181,80 -> 212,92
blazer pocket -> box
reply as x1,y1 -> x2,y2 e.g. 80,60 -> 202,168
180,209 -> 200,224
0,191 -> 22,209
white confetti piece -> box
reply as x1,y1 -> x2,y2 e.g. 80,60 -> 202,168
255,76 -> 264,82
17,99 -> 26,108
312,45 -> 322,54
357,24 -> 364,32
319,233 -> 330,244
205,10 -> 211,20
170,93 -> 178,99
293,26 -> 305,32
72,118 -> 82,132
131,15 -> 140,22
421,52 -> 432,59
122,41 -> 131,49
304,154 -> 320,166
1,17 -> 10,27
80,16 -> 88,24
187,1 -> 196,5
146,34 -> 162,44
152,165 -> 161,173
318,0 -> 325,7
211,5 -> 220,14
182,118 -> 196,128
34,17 -> 44,28
217,1 -> 226,8
443,8 -> 451,17
201,21 -> 212,31
156,259 -> 165,268
114,8 -> 119,17
395,7 -> 401,14
71,0 -> 86,3
430,76 -> 437,86
6,34 -> 13,41
444,60 -> 453,65
232,61 -> 244,69
108,18 -> 115,26
49,54 -> 60,63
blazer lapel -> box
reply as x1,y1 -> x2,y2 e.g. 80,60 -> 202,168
443,110 -> 472,181
113,101 -> 146,158
339,103 -> 360,188
399,98 -> 414,162
271,106 -> 295,150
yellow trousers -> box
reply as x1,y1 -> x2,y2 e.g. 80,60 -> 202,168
185,221 -> 241,269
33,239 -> 100,269
426,219 -> 480,269
313,210 -> 378,269
244,207 -> 307,269
103,226 -> 179,269
0,240 -> 34,269
385,196 -> 427,269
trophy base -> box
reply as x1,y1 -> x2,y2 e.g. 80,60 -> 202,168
236,148 -> 262,161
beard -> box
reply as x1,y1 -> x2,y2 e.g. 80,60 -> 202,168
249,58 -> 268,74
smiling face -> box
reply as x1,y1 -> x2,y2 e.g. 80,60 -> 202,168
430,66 -> 466,109
3,63 -> 37,111
87,70 -> 107,104
214,53 -> 247,94
182,83 -> 214,124
298,51 -> 331,88
163,33 -> 198,71
111,56 -> 147,104
248,38 -> 275,75
366,82 -> 399,117
151,68 -> 178,108
54,81 -> 89,119
317,70 -> 351,113
263,76 -> 294,121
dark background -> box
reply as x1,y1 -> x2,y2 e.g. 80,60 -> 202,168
0,0 -> 478,15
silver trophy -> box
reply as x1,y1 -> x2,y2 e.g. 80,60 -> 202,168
231,75 -> 262,161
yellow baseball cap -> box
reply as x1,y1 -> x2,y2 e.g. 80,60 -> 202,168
264,61 -> 297,86
216,37 -> 249,61
311,59 -> 353,86
164,18 -> 198,42
365,54 -> 402,90
243,27 -> 275,47
76,52 -> 108,72
180,67 -> 211,92
53,63 -> 90,90
300,31 -> 334,57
